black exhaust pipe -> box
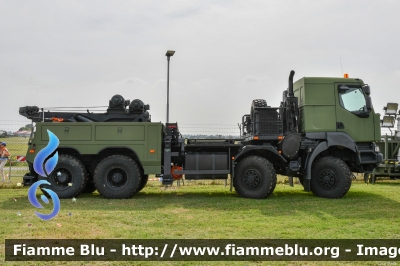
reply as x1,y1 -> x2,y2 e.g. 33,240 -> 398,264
288,70 -> 295,97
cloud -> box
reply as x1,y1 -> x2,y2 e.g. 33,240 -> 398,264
240,75 -> 272,83
1,0 -> 400,126
105,77 -> 149,88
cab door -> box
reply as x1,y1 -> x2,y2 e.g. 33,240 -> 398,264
335,84 -> 376,142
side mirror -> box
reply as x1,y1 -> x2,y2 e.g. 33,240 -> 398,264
366,96 -> 373,111
363,85 -> 371,95
243,115 -> 252,133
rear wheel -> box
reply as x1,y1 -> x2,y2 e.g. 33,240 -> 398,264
310,156 -> 352,198
94,155 -> 141,199
234,156 -> 276,199
39,154 -> 87,198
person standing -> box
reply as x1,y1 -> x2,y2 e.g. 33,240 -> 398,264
0,142 -> 10,181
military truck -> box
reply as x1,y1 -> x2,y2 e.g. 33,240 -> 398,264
19,70 -> 383,199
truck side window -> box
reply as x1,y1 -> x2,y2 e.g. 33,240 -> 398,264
338,86 -> 366,113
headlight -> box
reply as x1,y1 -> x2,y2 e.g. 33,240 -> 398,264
374,145 -> 380,152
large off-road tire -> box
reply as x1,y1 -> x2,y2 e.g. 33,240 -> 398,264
137,174 -> 148,192
249,99 -> 268,134
94,155 -> 141,199
234,156 -> 277,199
39,154 -> 87,198
310,156 -> 352,198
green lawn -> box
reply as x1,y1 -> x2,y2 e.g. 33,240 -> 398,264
1,180 -> 400,265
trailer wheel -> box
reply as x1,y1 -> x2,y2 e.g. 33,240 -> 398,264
39,154 -> 87,198
310,156 -> 352,198
94,155 -> 141,199
234,156 -> 277,199
137,174 -> 148,192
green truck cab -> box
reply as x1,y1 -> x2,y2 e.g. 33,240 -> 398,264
294,77 -> 380,141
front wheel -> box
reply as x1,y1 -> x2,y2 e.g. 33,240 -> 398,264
234,156 -> 276,199
94,155 -> 141,199
310,156 -> 352,198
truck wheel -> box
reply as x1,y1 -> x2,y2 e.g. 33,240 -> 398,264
234,156 -> 277,199
39,154 -> 87,198
137,174 -> 148,192
310,156 -> 352,198
94,155 -> 141,199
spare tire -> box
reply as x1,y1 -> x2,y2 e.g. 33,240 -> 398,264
250,99 -> 268,135
251,99 -> 268,112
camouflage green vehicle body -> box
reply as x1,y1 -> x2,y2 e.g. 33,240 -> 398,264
27,122 -> 163,174
293,77 -> 380,142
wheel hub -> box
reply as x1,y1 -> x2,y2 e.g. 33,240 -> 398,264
107,169 -> 127,187
54,170 -> 70,185
111,172 -> 123,183
244,169 -> 261,189
318,169 -> 336,189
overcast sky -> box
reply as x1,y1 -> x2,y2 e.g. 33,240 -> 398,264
1,0 -> 399,134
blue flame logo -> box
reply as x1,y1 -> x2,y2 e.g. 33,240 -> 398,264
33,130 -> 59,177
28,130 -> 61,220
28,180 -> 61,220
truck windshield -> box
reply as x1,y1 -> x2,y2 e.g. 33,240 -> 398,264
338,86 -> 366,113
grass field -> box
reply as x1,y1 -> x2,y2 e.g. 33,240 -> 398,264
1,179 -> 400,265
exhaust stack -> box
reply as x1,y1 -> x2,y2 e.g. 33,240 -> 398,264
288,70 -> 295,97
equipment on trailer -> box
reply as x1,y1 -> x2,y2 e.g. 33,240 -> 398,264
365,103 -> 400,183
19,94 -> 151,123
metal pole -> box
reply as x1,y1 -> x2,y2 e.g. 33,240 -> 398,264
165,50 -> 175,124
8,158 -> 11,182
167,56 -> 170,123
